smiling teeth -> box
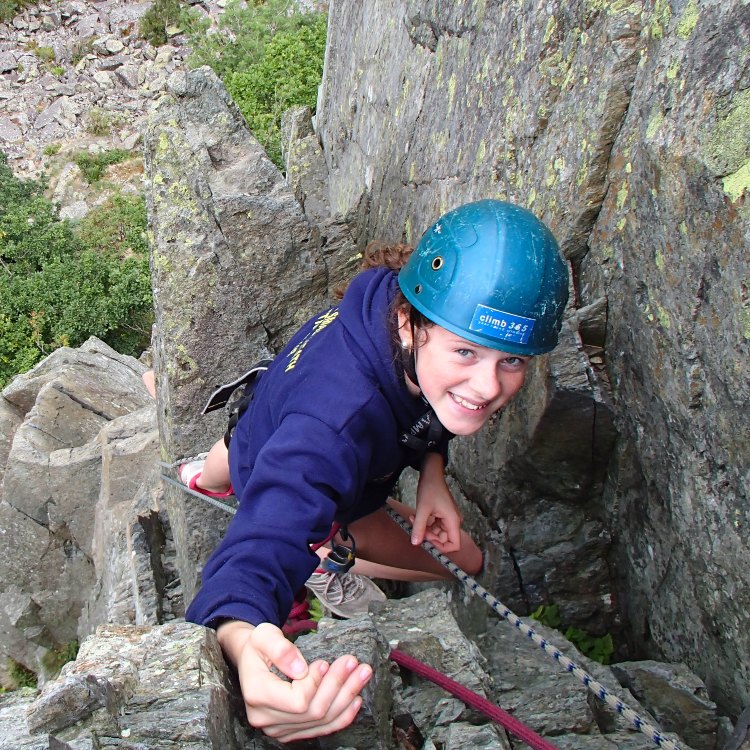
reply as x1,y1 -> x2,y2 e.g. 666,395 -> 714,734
451,394 -> 485,410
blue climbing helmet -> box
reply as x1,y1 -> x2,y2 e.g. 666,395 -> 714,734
398,200 -> 569,355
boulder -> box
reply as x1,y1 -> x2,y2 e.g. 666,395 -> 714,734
0,338 -> 163,680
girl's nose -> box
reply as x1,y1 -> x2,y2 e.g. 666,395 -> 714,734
470,362 -> 502,401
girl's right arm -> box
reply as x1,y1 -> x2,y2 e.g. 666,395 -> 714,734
216,619 -> 373,742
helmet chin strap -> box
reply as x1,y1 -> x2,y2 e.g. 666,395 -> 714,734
400,322 -> 420,391
398,327 -> 450,452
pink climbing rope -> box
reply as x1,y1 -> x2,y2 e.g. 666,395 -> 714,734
389,648 -> 561,750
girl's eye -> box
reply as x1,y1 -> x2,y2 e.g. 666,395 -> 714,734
456,348 -> 474,358
503,356 -> 528,368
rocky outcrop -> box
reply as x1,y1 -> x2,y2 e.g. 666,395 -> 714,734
0,338 -> 177,684
141,65 -> 361,603
2,589 -> 716,749
0,0 -> 226,218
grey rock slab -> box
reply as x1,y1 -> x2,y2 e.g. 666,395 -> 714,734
0,689 -> 48,750
144,66 -> 328,602
611,661 -> 719,750
0,50 -> 17,72
26,622 -> 247,748
2,337 -> 149,417
0,115 -> 22,140
298,617 -> 394,750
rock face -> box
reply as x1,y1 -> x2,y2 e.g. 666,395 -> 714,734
3,590 -> 708,749
142,66 -> 354,603
312,0 -> 750,718
0,338 -> 178,684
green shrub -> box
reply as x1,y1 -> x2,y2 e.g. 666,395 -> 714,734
140,0 -> 184,47
83,107 -> 120,137
43,143 -> 61,157
75,149 -> 131,183
564,628 -> 615,665
41,640 -> 79,679
7,659 -> 36,689
531,603 -> 615,665
185,0 -> 327,169
0,152 -> 153,387
225,16 -> 327,166
34,45 -> 56,63
0,0 -> 32,23
50,65 -> 65,77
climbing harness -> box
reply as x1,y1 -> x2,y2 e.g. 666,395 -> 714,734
321,528 -> 356,574
385,507 -> 686,750
161,467 -> 684,750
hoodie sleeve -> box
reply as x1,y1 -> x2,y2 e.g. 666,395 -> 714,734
185,412 -> 368,629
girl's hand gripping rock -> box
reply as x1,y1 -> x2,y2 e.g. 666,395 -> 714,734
217,620 -> 373,742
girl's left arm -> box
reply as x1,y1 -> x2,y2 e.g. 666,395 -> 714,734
410,452 -> 463,553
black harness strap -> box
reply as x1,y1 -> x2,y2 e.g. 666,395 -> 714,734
399,408 -> 446,452
201,359 -> 274,415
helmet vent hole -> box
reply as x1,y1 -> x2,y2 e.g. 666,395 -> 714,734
431,256 -> 444,271
414,284 -> 423,295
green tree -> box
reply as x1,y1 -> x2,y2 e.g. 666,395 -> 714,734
185,0 -> 327,168
0,154 -> 153,386
139,0 -> 184,47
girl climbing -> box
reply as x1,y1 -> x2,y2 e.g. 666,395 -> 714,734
185,199 -> 569,742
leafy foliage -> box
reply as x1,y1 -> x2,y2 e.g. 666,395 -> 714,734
139,0 -> 184,47
185,0 -> 328,168
33,45 -> 56,63
74,149 -> 131,183
308,596 -> 324,622
0,154 -> 153,387
531,603 -> 615,665
7,659 -> 36,689
41,640 -> 79,679
530,603 -> 562,629
83,107 -> 122,137
564,628 -> 614,665
0,0 -> 33,23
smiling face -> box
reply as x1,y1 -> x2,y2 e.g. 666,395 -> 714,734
399,313 -> 531,436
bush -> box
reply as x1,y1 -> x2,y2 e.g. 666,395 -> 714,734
225,15 -> 327,166
84,107 -> 120,136
74,149 -> 131,183
0,153 -> 153,387
40,640 -> 79,680
531,603 -> 615,665
7,659 -> 36,689
0,0 -> 33,23
139,0 -> 184,47
185,0 -> 327,169
33,45 -> 56,63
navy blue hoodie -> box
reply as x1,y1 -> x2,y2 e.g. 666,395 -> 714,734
185,268 -> 436,629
